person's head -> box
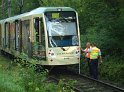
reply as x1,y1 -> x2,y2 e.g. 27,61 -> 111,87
86,42 -> 90,48
93,43 -> 96,47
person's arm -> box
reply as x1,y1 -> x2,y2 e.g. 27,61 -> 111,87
81,48 -> 86,53
99,50 -> 103,63
80,48 -> 84,53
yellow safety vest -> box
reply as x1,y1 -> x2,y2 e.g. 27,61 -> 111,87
90,47 -> 100,59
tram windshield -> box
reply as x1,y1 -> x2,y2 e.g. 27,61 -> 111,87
45,11 -> 79,47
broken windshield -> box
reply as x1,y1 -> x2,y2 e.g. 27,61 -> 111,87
45,11 -> 79,47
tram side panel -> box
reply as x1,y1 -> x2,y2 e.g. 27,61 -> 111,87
0,24 -> 2,49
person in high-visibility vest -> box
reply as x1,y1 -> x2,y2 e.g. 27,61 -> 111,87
83,42 -> 92,76
88,43 -> 102,79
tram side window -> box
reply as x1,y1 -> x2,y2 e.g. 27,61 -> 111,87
15,20 -> 20,51
5,23 -> 10,48
10,22 -> 15,50
34,18 -> 39,42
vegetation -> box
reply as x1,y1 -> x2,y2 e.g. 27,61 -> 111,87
100,57 -> 124,84
0,0 -> 123,55
0,55 -> 75,92
0,0 -> 124,89
81,56 -> 124,85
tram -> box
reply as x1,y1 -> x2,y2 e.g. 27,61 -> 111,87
0,7 -> 80,65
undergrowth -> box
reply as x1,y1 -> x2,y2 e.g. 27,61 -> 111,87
0,54 -> 76,92
80,56 -> 124,85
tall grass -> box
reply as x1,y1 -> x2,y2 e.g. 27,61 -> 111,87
0,56 -> 25,92
0,55 -> 75,92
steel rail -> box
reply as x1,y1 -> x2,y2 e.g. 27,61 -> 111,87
79,74 -> 124,92
68,69 -> 124,92
49,76 -> 82,92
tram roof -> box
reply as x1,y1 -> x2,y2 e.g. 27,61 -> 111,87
0,7 -> 76,23
29,7 -> 76,14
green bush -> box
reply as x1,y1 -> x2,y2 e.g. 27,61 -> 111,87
0,55 -> 76,92
80,56 -> 124,85
99,57 -> 124,84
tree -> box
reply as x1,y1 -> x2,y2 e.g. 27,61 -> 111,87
0,0 -> 8,19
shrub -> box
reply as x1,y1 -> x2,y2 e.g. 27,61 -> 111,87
80,56 -> 124,85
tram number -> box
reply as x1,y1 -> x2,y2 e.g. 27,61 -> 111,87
64,57 -> 69,60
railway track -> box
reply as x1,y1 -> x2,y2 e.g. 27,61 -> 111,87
78,74 -> 124,92
48,67 -> 124,92
0,54 -> 124,92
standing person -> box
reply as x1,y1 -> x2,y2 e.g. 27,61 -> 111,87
88,43 -> 102,79
82,42 -> 92,76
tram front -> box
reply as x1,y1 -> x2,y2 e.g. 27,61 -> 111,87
44,9 -> 80,65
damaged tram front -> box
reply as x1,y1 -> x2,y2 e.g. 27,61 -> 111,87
43,10 -> 80,65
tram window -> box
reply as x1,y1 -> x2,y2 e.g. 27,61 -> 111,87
10,22 -> 15,50
5,23 -> 10,48
45,11 -> 79,47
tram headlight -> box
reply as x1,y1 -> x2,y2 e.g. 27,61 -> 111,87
75,47 -> 80,56
48,50 -> 55,57
51,53 -> 54,56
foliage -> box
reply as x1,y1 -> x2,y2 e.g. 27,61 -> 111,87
0,0 -> 40,18
38,0 -> 124,56
0,0 -> 124,88
0,56 -> 26,92
0,55 -> 76,92
57,79 -> 77,92
79,0 -> 124,56
80,57 -> 124,85
80,57 -> 90,75
99,56 -> 124,84
0,0 -> 123,55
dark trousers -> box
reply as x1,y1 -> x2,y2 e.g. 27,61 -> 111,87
86,58 -> 92,76
90,59 -> 98,79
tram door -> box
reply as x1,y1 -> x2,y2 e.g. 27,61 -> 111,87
15,20 -> 24,53
33,17 -> 46,60
18,21 -> 22,52
22,20 -> 31,56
